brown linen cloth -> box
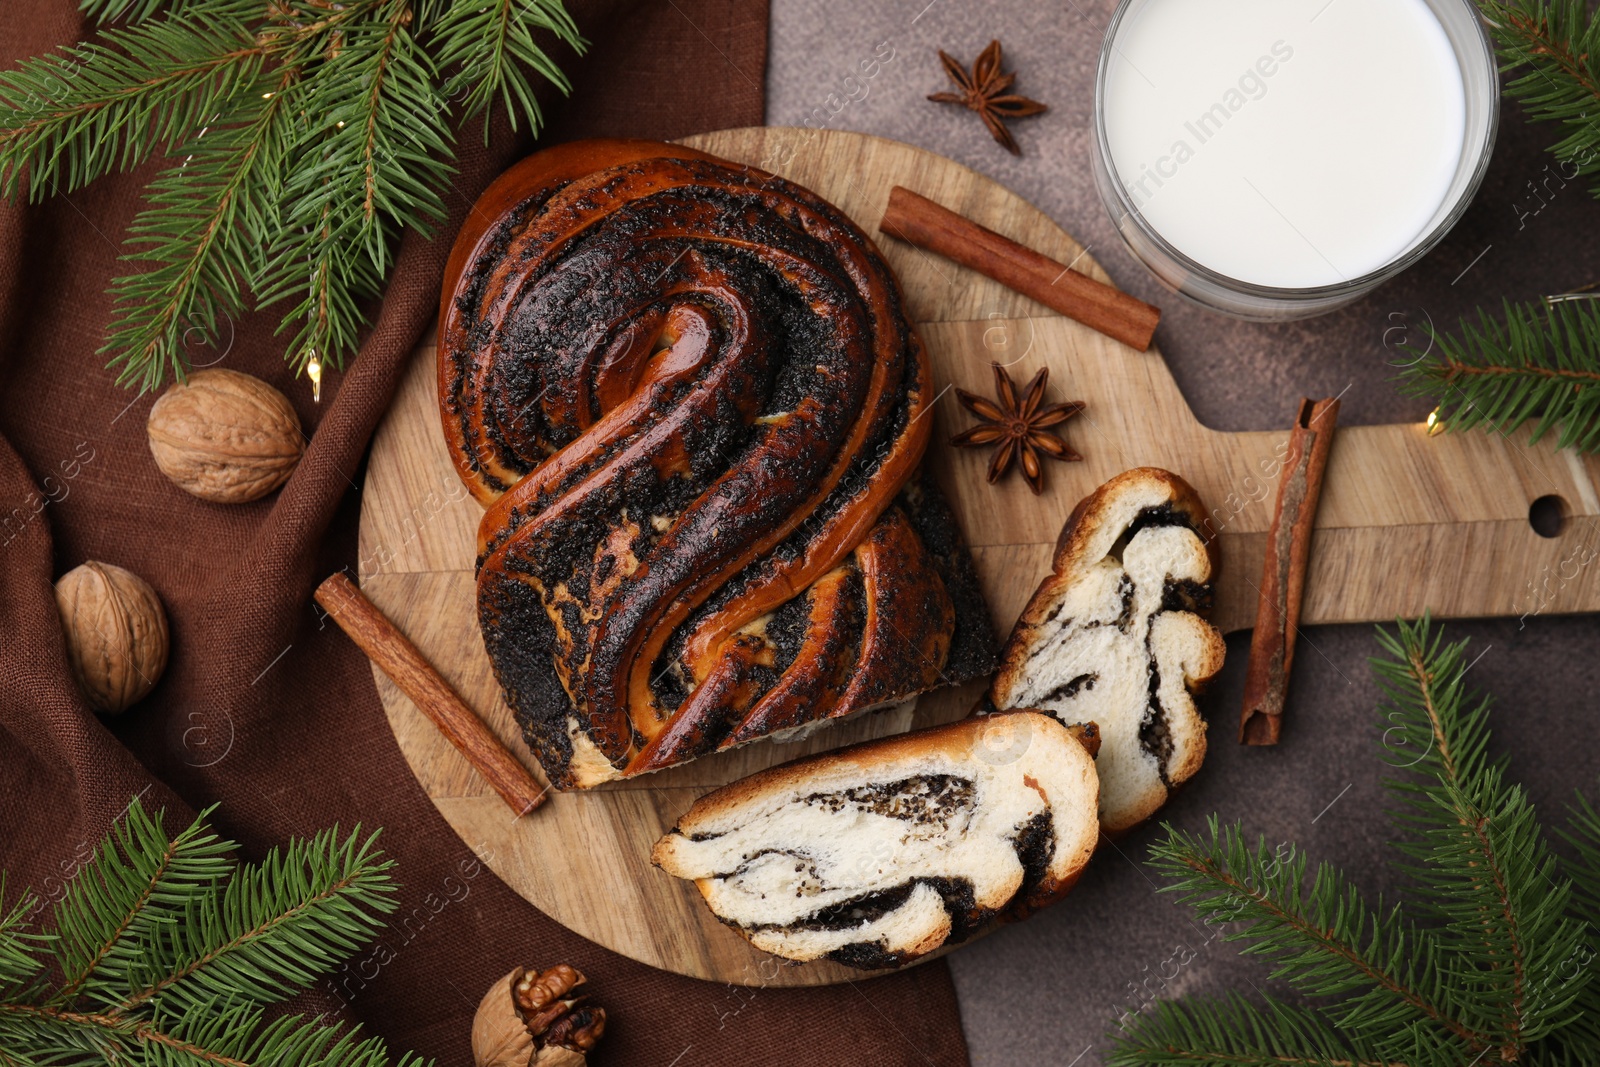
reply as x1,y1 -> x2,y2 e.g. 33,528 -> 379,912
0,3 -> 971,1065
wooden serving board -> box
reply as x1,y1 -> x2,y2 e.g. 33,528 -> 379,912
358,127 -> 1600,987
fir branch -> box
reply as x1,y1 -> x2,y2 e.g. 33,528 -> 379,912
1480,0 -> 1600,196
103,69 -> 298,393
1109,993 -> 1395,1067
82,0 -> 228,20
343,4 -> 450,249
115,826 -> 397,1016
256,0 -> 453,374
1113,618 -> 1600,1064
1369,618 -> 1486,786
432,0 -> 584,142
4,1000 -> 424,1067
48,801 -> 233,1005
0,883 -> 47,1006
0,1001 -> 124,1064
1395,298 -> 1600,453
1146,820 -> 1482,1059
1536,797 -> 1600,1055
0,0 -> 583,391
0,11 -> 267,202
1560,793 -> 1600,921
1373,619 -> 1589,1046
147,1001 -> 427,1067
0,800 -> 420,1067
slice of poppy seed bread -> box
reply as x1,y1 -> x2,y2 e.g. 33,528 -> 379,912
650,711 -> 1099,969
988,467 -> 1225,836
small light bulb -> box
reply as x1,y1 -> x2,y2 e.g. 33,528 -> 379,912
307,355 -> 323,403
336,120 -> 345,128
262,91 -> 274,100
1425,408 -> 1442,435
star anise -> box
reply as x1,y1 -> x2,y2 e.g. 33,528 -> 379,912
951,363 -> 1084,495
928,40 -> 1048,156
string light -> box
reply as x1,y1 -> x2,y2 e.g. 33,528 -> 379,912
1425,408 -> 1443,435
307,353 -> 323,403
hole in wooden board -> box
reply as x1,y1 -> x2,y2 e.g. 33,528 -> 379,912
1528,495 -> 1568,539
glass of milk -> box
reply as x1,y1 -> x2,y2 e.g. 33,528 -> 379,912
1092,0 -> 1498,320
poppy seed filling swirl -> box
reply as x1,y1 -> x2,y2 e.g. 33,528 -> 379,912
441,149 -> 980,788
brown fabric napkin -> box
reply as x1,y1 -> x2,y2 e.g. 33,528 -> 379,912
0,3 -> 970,1064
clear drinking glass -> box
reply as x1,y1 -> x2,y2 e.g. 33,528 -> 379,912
1090,0 -> 1500,321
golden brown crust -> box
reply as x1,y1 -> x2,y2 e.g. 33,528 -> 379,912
1044,466 -> 1218,612
829,507 -> 955,719
715,569 -> 857,748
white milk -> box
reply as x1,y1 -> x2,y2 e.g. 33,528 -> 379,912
1102,0 -> 1467,288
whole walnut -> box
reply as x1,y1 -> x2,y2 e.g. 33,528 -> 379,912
55,562 -> 169,715
473,964 -> 606,1067
146,368 -> 304,504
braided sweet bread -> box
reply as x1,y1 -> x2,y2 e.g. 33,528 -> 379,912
439,140 -> 994,789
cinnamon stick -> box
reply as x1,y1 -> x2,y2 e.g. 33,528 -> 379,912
878,186 -> 1161,351
1239,398 -> 1340,745
315,571 -> 549,815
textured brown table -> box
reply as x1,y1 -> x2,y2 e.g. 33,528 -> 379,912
767,2 -> 1600,1064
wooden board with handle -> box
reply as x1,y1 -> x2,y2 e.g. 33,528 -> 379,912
357,127 -> 1600,988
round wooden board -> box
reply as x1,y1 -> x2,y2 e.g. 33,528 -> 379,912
358,126 -> 1600,987
357,127 -> 1132,987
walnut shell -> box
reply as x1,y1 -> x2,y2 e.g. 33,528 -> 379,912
473,971 -> 537,1067
55,562 -> 169,715
473,966 -> 605,1067
147,368 -> 304,503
